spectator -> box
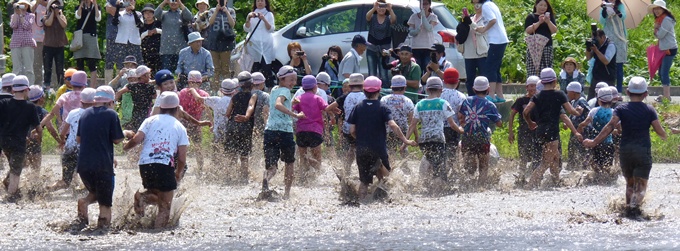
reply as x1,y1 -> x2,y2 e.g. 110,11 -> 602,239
192,0 -> 210,37
391,45 -> 422,103
649,0 -> 677,102
9,0 -> 36,86
320,45 -> 342,85
32,0 -> 48,88
286,42 -> 312,85
244,0 -> 275,87
42,0 -> 67,91
586,29 -> 616,100
420,43 -> 453,83
155,0 -> 193,72
113,0 -> 144,78
407,0 -> 439,74
600,0 -> 628,93
475,0 -> 509,103
139,4 -> 162,73
176,32 -> 214,90
366,0 -> 396,85
104,0 -> 122,85
201,0 -> 236,94
557,57 -> 585,92
456,3 -> 487,96
74,0 -> 102,87
524,0 -> 557,77
338,35 -> 368,81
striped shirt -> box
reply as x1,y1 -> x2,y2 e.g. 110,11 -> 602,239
10,13 -> 37,48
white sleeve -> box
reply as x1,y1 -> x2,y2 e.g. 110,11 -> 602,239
587,107 -> 598,118
138,117 -> 151,134
178,124 -> 190,146
204,97 -> 218,108
64,109 -> 77,125
482,4 -> 496,22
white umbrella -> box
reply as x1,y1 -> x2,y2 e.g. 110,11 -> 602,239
587,0 -> 651,29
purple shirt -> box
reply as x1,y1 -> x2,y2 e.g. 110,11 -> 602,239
293,92 -> 328,135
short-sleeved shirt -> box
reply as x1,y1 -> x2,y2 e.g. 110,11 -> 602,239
337,49 -> 361,81
56,90 -> 83,125
293,92 -> 328,135
77,106 -> 124,174
511,96 -> 533,134
459,96 -> 502,139
138,114 -> 190,166
588,106 -> 613,144
414,98 -> 455,143
204,96 -> 231,135
0,98 -> 40,148
407,12 -> 438,49
203,7 -> 237,52
342,92 -> 367,134
127,83 -> 156,117
570,97 -> 590,126
530,90 -> 568,139
64,108 -> 85,152
253,90 -> 270,131
524,13 -> 556,46
394,62 -> 422,103
481,2 -> 509,44
294,88 -> 328,104
347,99 -> 392,150
380,94 -> 414,133
265,86 -> 294,133
440,88 -> 466,123
178,88 -> 209,119
614,102 -> 658,148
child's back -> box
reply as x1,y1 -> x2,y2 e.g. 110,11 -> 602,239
380,93 -> 414,133
460,96 -> 501,138
531,90 -> 568,141
294,92 -> 327,135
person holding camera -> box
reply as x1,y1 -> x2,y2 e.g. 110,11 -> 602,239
201,0 -> 236,94
319,46 -> 342,91
244,0 -> 275,87
524,0 -> 557,77
155,0 -> 193,72
586,29 -> 616,100
113,0 -> 144,76
42,0 -> 68,90
600,0 -> 628,93
366,0 -> 396,85
649,0 -> 677,102
286,42 -> 312,86
9,0 -> 36,86
75,0 -> 102,87
420,43 -> 452,84
31,0 -> 48,89
139,4 -> 162,73
192,0 -> 210,37
407,0 -> 439,74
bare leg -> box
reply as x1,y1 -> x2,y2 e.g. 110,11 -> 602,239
358,183 -> 369,201
663,85 -> 671,101
77,192 -> 97,222
624,176 -> 634,205
464,152 -> 476,176
262,167 -> 277,191
528,141 -> 559,188
343,145 -> 356,177
7,173 -> 21,195
310,146 -> 322,171
477,153 -> 490,186
495,82 -> 504,100
98,206 -> 112,228
89,71 -> 98,88
283,162 -> 295,199
239,155 -> 249,183
154,191 -> 174,229
630,177 -> 648,207
298,147 -> 309,174
488,82 -> 497,98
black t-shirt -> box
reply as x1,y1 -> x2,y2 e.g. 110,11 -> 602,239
615,102 -> 658,148
127,83 -> 156,116
229,91 -> 255,125
511,96 -> 533,133
347,99 -> 392,150
77,106 -> 124,174
75,5 -> 101,35
335,93 -> 348,116
530,90 -> 568,138
140,21 -> 162,52
0,98 -> 40,148
524,13 -> 556,46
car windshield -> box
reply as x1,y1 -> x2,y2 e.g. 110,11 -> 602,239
432,5 -> 458,29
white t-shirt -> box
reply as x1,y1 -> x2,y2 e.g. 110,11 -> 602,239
342,91 -> 366,134
380,94 -> 414,132
408,12 -> 439,49
64,108 -> 84,153
294,88 -> 328,104
481,2 -> 509,44
204,96 -> 231,135
440,88 -> 466,124
138,114 -> 190,166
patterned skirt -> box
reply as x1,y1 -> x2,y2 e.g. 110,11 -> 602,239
526,45 -> 554,77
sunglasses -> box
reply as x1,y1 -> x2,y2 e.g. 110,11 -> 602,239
65,77 -> 72,81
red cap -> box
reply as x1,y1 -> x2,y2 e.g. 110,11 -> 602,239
443,68 -> 459,84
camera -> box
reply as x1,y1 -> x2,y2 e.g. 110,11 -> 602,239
378,3 -> 387,8
601,2 -> 613,8
585,23 -> 598,49
390,67 -> 401,76
170,0 -> 177,3
219,0 -> 225,6
296,51 -> 305,56
51,4 -> 63,9
17,4 -> 26,10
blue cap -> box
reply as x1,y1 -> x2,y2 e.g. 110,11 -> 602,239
155,70 -> 174,85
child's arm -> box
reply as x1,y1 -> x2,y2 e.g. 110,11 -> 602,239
577,116 -> 593,134
123,131 -> 146,151
562,102 -> 582,117
508,110 -> 516,144
58,123 -> 69,149
349,124 -> 356,139
405,118 -> 419,140
583,115 -> 620,148
189,88 -> 206,103
181,109 -> 211,127
388,120 -> 417,146
446,116 -> 464,134
235,94 -> 258,122
115,86 -> 130,101
43,118 -> 60,145
176,145 -> 188,182
40,103 -> 63,129
652,119 -> 668,140
275,96 -> 305,119
225,99 -> 235,119
522,102 -> 537,130
560,113 -> 582,141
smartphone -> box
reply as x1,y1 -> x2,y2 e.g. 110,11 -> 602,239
462,7 -> 469,17
545,12 -> 550,18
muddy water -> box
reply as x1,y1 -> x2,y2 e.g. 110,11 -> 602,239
1,156 -> 680,250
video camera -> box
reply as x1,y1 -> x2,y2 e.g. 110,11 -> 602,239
585,23 -> 598,50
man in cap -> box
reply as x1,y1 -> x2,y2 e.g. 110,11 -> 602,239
124,91 -> 189,228
155,0 -> 193,72
380,75 -> 415,159
327,73 -> 366,177
0,75 -> 42,202
584,77 -> 667,217
75,85 -> 124,229
261,66 -> 306,200
392,45 -> 422,103
49,87 -> 96,191
176,31 -> 214,91
523,68 -> 583,188
565,81 -> 590,170
349,76 -> 416,201
338,35 -> 368,81
420,43 -> 453,83
41,70 -> 88,133
509,75 -> 541,183
406,77 -> 464,191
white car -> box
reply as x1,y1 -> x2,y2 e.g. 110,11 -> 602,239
231,0 -> 466,80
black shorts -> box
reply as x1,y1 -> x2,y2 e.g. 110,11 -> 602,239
341,133 -> 356,152
619,144 -> 653,179
461,134 -> 490,156
593,142 -> 614,168
296,131 -> 323,148
139,163 -> 178,192
355,146 -> 390,185
419,142 -> 447,179
61,150 -> 79,184
517,130 -> 540,164
225,124 -> 254,156
79,170 -> 115,207
263,130 -> 296,169
444,127 -> 460,157
535,125 -> 560,145
0,140 -> 26,176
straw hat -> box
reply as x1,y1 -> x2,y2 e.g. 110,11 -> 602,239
560,57 -> 580,70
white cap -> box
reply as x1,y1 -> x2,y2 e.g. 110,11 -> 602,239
220,78 -> 239,95
316,72 -> 331,85
627,76 -> 648,94
94,85 -> 115,103
188,70 -> 203,83
136,65 -> 151,76
28,85 -> 44,101
252,72 -> 266,84
2,73 -> 16,87
349,73 -> 364,86
597,87 -> 613,102
608,86 -> 619,98
595,82 -> 609,93
80,88 -> 97,104
473,76 -> 490,91
159,91 -> 180,109
526,75 -> 540,85
566,82 -> 582,93
11,76 -> 29,92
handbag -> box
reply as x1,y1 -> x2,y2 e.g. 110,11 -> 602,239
238,18 -> 263,72
475,31 -> 489,56
70,6 -> 93,52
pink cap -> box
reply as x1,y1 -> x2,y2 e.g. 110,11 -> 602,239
363,76 -> 381,92
188,70 -> 203,83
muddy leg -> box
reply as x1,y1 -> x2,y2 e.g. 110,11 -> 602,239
283,162 -> 295,199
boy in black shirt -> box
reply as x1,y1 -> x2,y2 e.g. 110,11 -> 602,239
0,76 -> 41,202
508,76 -> 540,184
523,68 -> 582,189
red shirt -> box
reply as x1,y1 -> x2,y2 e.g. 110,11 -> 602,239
178,88 -> 208,119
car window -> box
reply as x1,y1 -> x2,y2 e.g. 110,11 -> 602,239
432,5 -> 458,29
300,8 -> 358,37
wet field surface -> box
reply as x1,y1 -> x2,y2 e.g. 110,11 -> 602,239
1,155 -> 680,250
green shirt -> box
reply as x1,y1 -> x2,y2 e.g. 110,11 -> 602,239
393,62 -> 422,103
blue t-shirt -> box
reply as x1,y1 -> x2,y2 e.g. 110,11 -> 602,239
591,107 -> 613,144
347,99 -> 392,151
459,96 -> 501,139
570,97 -> 590,126
614,102 -> 658,148
265,86 -> 293,133
77,106 -> 124,174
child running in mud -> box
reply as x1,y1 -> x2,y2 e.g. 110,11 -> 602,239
75,86 -> 124,229
178,71 -> 210,171
224,71 -> 258,183
189,78 -> 238,157
509,76 -> 541,183
349,76 -> 416,201
0,76 -> 42,202
41,71 -> 89,135
380,75 -> 414,159
579,87 -> 616,179
124,91 -> 189,229
50,88 -> 96,191
440,68 -> 466,166
584,77 -> 667,217
261,66 -> 306,200
523,68 -> 583,188
252,72 -> 270,138
25,85 -> 59,171
565,82 -> 590,170
457,77 -> 502,186
292,75 -> 339,182
327,73 -> 366,177
115,65 -> 156,131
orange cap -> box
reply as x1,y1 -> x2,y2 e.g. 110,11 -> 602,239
65,68 -> 77,78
